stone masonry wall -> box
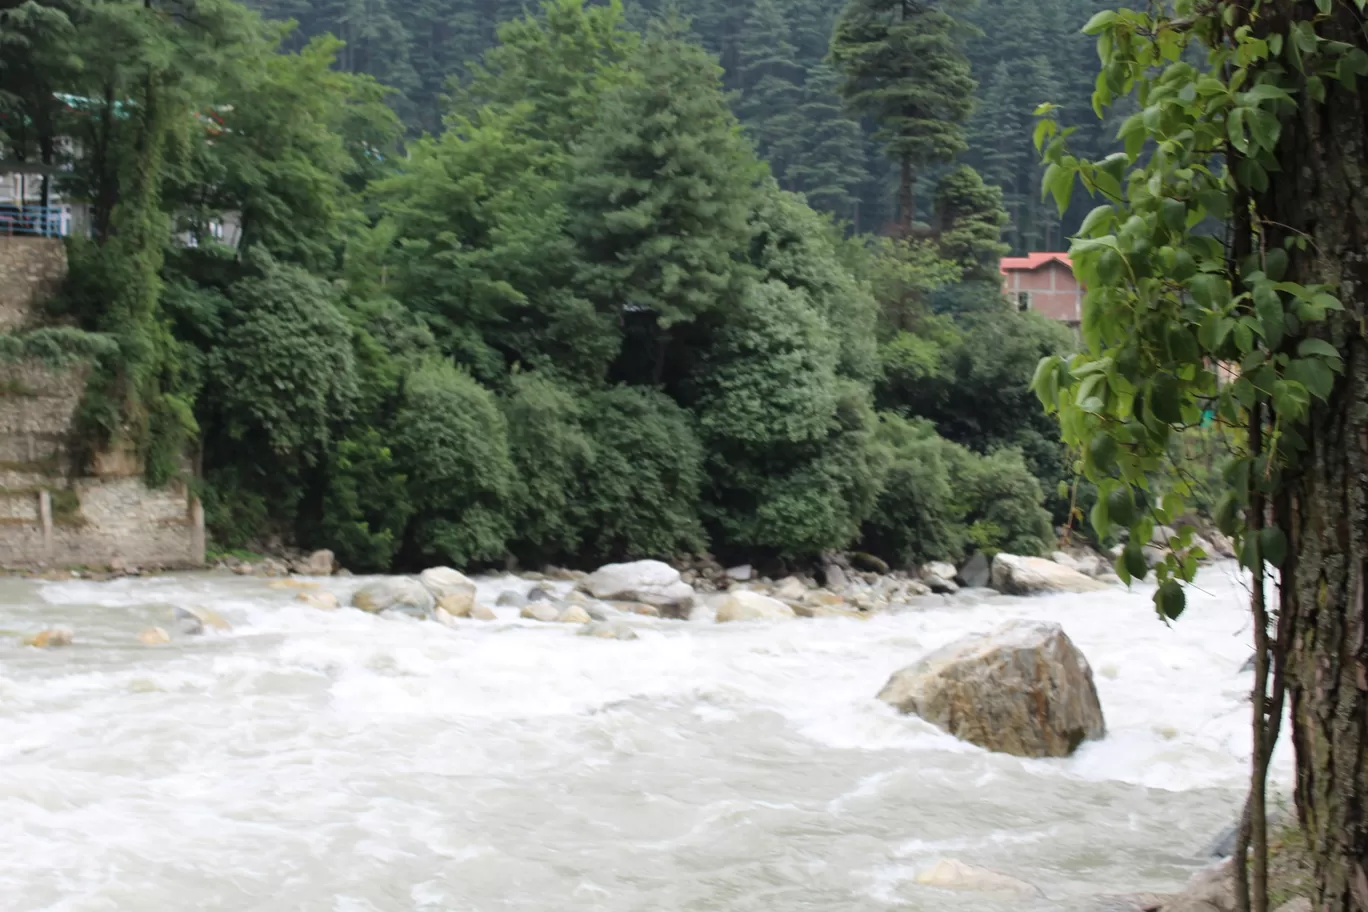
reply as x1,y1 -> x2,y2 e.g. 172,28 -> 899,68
0,236 -> 204,569
0,237 -> 67,331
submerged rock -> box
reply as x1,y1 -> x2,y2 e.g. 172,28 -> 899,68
772,576 -> 809,602
878,619 -> 1105,757
556,605 -> 592,624
612,601 -> 660,617
526,587 -> 557,603
23,626 -> 74,648
581,560 -> 695,618
470,604 -> 498,621
913,859 -> 1042,896
990,553 -> 1110,595
1158,859 -> 1234,912
295,591 -> 340,610
521,603 -> 561,623
495,590 -> 527,609
137,627 -> 171,646
920,561 -> 960,594
715,591 -> 797,623
351,578 -> 434,617
579,621 -> 639,641
419,567 -> 477,615
176,606 -> 231,635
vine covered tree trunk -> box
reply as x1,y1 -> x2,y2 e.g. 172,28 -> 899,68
1264,4 -> 1368,908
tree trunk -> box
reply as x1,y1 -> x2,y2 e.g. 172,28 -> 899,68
898,155 -> 914,237
1261,4 -> 1368,909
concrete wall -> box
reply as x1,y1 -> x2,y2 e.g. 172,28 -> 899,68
1004,261 -> 1083,324
0,236 -> 204,569
0,237 -> 67,332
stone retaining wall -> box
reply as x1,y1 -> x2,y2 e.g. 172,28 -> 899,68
0,236 -> 204,569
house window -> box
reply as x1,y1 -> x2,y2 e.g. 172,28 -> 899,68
1017,291 -> 1031,312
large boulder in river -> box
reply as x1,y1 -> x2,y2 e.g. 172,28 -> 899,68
990,553 -> 1110,595
580,560 -> 695,618
877,620 -> 1105,757
352,577 -> 434,617
1156,859 -> 1235,912
958,551 -> 991,588
715,590 -> 797,623
292,549 -> 336,576
419,567 -> 477,615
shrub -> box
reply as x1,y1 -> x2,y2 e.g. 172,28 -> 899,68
393,360 -> 516,567
860,414 -> 965,567
578,385 -> 706,560
314,427 -> 414,572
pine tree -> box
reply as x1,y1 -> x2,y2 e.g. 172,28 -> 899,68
735,0 -> 805,184
786,63 -> 870,223
567,22 -> 762,337
829,0 -> 976,236
933,164 -> 1008,284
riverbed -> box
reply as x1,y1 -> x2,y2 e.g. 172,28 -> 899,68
0,563 -> 1287,911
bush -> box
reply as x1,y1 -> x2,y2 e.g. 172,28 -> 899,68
314,427 -> 414,572
860,414 -> 965,567
393,360 -> 516,567
502,371 -> 595,562
205,250 -> 358,464
578,385 -> 706,560
952,447 -> 1053,557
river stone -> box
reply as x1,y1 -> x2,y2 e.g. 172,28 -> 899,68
496,590 -> 527,608
1158,859 -> 1234,912
176,605 -> 231,634
878,620 -> 1106,758
434,607 -> 459,627
990,553 -> 1110,595
471,604 -> 497,621
725,564 -> 753,582
913,859 -> 1042,896
773,576 -> 809,602
351,578 -> 434,617
579,621 -> 639,641
419,567 -> 477,615
137,627 -> 171,646
521,603 -> 561,623
296,591 -> 340,610
920,561 -> 960,594
958,551 -> 991,588
23,626 -> 74,648
792,602 -> 864,620
527,587 -> 556,602
557,605 -> 592,624
1086,895 -> 1169,912
581,560 -> 696,618
436,593 -> 474,618
823,564 -> 849,590
612,601 -> 661,617
715,591 -> 797,623
292,549 -> 335,576
1274,900 -> 1311,912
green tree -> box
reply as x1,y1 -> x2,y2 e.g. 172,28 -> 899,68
1033,2 -> 1368,906
567,21 -> 762,352
828,0 -> 976,235
735,0 -> 805,183
786,63 -> 871,222
933,163 -> 1008,283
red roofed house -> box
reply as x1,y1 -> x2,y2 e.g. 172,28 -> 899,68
1000,252 -> 1082,325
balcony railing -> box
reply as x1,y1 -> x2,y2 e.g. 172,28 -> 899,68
0,205 -> 67,238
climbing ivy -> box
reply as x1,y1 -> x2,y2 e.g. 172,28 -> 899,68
1030,0 -> 1363,620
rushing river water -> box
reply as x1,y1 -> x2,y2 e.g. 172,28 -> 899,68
0,563 -> 1288,911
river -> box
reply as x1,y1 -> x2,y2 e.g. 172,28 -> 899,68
0,563 -> 1287,911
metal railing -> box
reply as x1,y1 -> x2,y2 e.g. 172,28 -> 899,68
0,205 -> 67,238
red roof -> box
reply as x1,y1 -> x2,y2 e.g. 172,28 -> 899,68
1000,252 -> 1072,274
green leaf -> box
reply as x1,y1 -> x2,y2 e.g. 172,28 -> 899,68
1078,204 -> 1114,237
1316,0 -> 1332,13
1161,197 -> 1186,231
1123,541 -> 1149,580
1097,249 -> 1124,285
1287,356 -> 1336,401
1228,107 -> 1250,154
1107,486 -> 1136,526
1090,497 -> 1111,537
1082,10 -> 1118,34
1298,337 -> 1341,360
1150,375 -> 1183,424
1248,108 -> 1281,152
1254,284 -> 1285,350
1156,580 -> 1186,620
1215,491 -> 1241,536
1240,534 -> 1260,572
1260,527 -> 1288,567
1090,433 -> 1118,473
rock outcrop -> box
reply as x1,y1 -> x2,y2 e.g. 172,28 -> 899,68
990,553 -> 1111,595
292,549 -> 335,576
1156,859 -> 1234,912
878,620 -> 1106,757
715,590 -> 798,623
351,578 -> 434,617
580,560 -> 696,618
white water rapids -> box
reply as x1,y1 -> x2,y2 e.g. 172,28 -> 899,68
0,563 -> 1289,911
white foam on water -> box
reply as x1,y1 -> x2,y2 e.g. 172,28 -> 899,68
0,564 -> 1281,910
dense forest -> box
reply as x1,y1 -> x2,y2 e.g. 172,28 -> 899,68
0,0 -> 1086,573
246,0 -> 1120,250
